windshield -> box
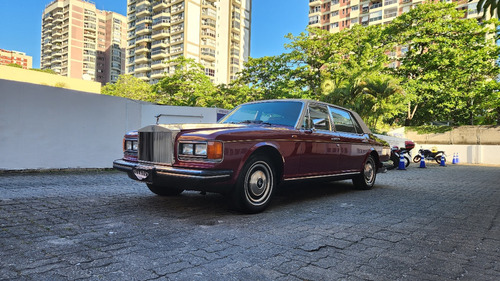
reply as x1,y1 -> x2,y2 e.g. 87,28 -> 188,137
219,101 -> 303,128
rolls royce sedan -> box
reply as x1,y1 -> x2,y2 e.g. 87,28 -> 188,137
113,99 -> 391,213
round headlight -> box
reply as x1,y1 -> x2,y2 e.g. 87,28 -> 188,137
132,141 -> 138,151
126,140 -> 132,151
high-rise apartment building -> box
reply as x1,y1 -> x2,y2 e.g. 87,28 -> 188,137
41,0 -> 127,84
308,0 -> 487,33
0,49 -> 33,69
126,0 -> 251,84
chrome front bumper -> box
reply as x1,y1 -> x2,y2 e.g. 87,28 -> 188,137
113,159 -> 233,185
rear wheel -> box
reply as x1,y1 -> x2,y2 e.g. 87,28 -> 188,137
352,155 -> 376,190
230,154 -> 276,214
146,183 -> 184,196
435,154 -> 445,164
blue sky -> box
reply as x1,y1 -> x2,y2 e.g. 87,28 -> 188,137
0,0 -> 308,69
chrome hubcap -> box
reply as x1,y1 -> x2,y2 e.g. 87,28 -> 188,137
244,161 -> 273,205
364,161 -> 375,184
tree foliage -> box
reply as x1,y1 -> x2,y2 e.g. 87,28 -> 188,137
101,74 -> 152,101
235,24 -> 409,128
384,2 -> 500,125
478,0 -> 500,19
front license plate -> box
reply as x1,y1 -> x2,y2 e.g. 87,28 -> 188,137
133,166 -> 153,182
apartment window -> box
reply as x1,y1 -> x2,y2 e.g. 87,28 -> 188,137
331,11 -> 338,16
205,68 -> 215,77
351,6 -> 359,11
332,0 -> 339,4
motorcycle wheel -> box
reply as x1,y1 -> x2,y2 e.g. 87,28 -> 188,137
435,154 -> 445,164
413,155 -> 421,163
404,156 -> 410,167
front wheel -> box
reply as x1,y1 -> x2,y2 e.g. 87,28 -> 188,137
146,183 -> 184,196
413,155 -> 421,163
352,155 -> 377,190
230,154 -> 276,214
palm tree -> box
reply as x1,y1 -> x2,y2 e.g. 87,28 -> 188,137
477,0 -> 499,19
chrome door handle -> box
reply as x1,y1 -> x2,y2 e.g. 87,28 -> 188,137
331,137 -> 340,141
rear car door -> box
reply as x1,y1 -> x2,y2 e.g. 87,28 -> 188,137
329,107 -> 369,173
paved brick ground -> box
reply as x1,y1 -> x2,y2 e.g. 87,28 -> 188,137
1,163 -> 499,280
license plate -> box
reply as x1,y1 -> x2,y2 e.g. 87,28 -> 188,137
133,166 -> 153,182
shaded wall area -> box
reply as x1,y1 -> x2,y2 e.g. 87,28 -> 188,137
0,79 -> 222,170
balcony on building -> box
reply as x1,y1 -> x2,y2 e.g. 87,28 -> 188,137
136,24 -> 152,36
151,59 -> 167,69
135,63 -> 151,73
136,72 -> 151,81
171,3 -> 184,15
136,5 -> 152,17
128,5 -> 136,14
171,23 -> 184,35
137,16 -> 153,25
171,13 -> 184,24
135,53 -> 151,64
153,8 -> 171,19
136,34 -> 152,44
152,39 -> 169,48
153,0 -> 170,11
152,28 -> 170,39
151,47 -> 169,60
202,0 -> 216,9
309,0 -> 321,6
151,68 -> 167,79
202,7 -> 217,19
153,16 -> 171,29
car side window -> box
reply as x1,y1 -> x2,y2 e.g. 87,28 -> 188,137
303,104 -> 331,131
329,107 -> 357,133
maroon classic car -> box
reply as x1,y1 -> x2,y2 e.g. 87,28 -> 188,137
113,99 -> 390,213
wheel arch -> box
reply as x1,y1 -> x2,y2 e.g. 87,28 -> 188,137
369,149 -> 381,170
240,143 -> 284,184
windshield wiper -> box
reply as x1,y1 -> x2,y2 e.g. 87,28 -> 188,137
238,120 -> 272,126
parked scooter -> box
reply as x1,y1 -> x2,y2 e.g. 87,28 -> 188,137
413,147 -> 446,164
389,140 -> 415,169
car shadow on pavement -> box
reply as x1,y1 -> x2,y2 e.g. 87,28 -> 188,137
118,179 -> 369,217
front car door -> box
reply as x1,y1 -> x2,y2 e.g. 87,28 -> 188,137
297,103 -> 340,176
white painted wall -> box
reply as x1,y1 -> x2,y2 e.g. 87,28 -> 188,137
0,79 -> 224,170
414,144 -> 500,165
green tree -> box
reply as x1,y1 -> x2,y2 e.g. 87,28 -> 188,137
384,2 -> 500,125
152,56 -> 218,107
478,0 -> 499,19
101,74 -> 152,101
236,24 -> 408,129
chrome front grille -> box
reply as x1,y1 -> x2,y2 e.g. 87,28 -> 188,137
138,131 -> 173,164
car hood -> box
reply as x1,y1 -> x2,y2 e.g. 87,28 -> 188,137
138,123 -> 292,140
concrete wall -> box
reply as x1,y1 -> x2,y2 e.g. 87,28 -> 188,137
405,126 -> 500,145
0,79 -> 223,170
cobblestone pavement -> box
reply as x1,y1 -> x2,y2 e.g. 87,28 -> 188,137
1,164 -> 499,280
